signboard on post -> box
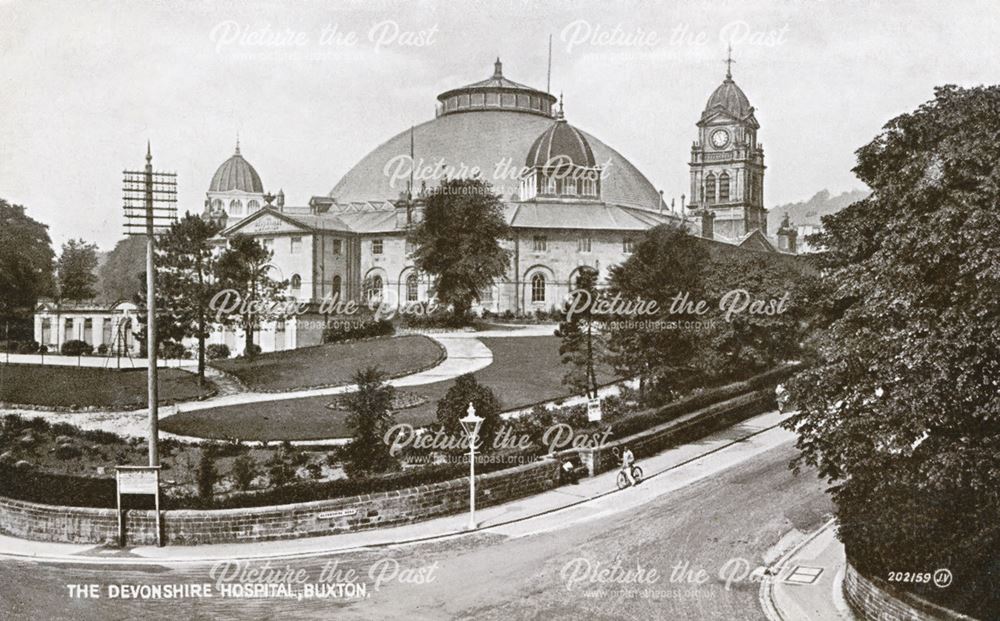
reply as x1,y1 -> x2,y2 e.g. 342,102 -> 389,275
116,465 -> 162,547
587,397 -> 603,422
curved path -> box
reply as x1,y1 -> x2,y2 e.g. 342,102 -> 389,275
0,330 -> 520,441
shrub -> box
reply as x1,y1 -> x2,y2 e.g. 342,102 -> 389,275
242,343 -> 262,358
17,341 -> 40,354
231,454 -> 258,491
60,340 -> 93,356
54,443 -> 82,460
96,343 -> 108,355
206,344 -> 231,360
160,340 -> 186,360
196,447 -> 218,499
38,345 -> 48,354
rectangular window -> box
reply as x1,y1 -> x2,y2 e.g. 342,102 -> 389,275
372,239 -> 383,255
332,239 -> 342,255
623,237 -> 635,254
532,235 -> 547,252
578,236 -> 592,252
290,236 -> 302,254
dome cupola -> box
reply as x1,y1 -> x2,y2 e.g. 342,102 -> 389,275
436,58 -> 557,118
519,99 -> 602,202
209,141 -> 264,193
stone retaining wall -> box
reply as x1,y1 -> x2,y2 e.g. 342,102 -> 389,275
844,562 -> 978,621
0,457 -> 561,545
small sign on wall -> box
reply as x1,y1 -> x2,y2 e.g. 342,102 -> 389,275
318,508 -> 358,520
587,397 -> 602,422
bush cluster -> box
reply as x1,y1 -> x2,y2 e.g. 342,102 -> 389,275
60,340 -> 93,356
206,344 -> 231,360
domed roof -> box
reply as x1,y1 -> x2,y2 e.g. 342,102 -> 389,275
704,76 -> 752,118
329,111 -> 660,208
525,112 -> 597,169
209,143 -> 264,193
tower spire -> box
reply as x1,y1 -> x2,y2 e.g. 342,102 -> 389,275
724,45 -> 735,79
145,140 -> 152,163
493,57 -> 503,78
235,132 -> 241,155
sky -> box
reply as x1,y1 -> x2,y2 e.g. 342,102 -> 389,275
2,0 -> 999,251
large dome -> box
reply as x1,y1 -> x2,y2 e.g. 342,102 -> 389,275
330,108 -> 660,208
209,144 -> 264,193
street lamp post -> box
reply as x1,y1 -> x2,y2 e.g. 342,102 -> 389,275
459,402 -> 484,530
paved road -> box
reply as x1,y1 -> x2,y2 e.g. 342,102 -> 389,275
0,441 -> 833,620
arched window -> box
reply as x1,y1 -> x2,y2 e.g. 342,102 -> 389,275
719,172 -> 730,202
331,275 -> 342,299
406,273 -> 419,302
574,268 -> 597,289
531,273 -> 546,303
291,274 -> 301,291
247,199 -> 260,213
705,174 -> 716,203
368,275 -> 384,301
229,199 -> 243,215
211,199 -> 223,212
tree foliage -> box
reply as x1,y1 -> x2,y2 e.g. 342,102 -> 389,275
557,268 -> 606,398
409,178 -> 512,321
435,373 -> 502,452
98,236 -> 146,303
216,234 -> 287,357
0,199 -> 54,334
342,366 -> 397,476
56,238 -> 99,302
785,85 -> 1000,617
155,214 -> 222,381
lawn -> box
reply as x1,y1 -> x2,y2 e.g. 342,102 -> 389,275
211,335 -> 444,392
0,364 -> 214,409
161,336 -> 618,441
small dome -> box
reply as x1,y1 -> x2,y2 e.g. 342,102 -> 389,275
209,143 -> 264,193
703,76 -> 753,120
525,116 -> 596,169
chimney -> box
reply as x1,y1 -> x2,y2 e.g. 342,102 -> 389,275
776,214 -> 798,253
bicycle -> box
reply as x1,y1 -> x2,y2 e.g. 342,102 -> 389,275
616,464 -> 643,490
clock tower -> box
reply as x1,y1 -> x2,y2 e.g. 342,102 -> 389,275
689,49 -> 766,240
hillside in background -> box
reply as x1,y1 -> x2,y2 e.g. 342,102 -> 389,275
767,188 -> 870,231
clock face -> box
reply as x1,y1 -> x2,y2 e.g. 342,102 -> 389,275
711,129 -> 730,148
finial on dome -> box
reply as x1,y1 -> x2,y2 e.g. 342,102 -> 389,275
146,140 -> 152,162
235,133 -> 241,156
493,57 -> 503,78
724,44 -> 735,80
556,92 -> 565,120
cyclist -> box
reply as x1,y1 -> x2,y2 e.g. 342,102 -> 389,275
621,446 -> 637,486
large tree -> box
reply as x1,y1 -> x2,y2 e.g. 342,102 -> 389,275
785,85 -> 1000,617
56,238 -> 99,301
156,214 -> 223,383
98,236 -> 146,302
557,268 -> 607,399
605,223 -> 709,402
342,366 -> 397,476
697,249 -> 810,382
0,199 -> 54,336
216,234 -> 287,357
409,177 -> 512,321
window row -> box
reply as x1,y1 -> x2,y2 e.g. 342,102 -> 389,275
704,172 -> 732,203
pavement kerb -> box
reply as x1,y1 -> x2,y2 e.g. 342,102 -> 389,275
759,517 -> 839,621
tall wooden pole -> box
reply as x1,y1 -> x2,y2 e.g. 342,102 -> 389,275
145,142 -> 159,467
